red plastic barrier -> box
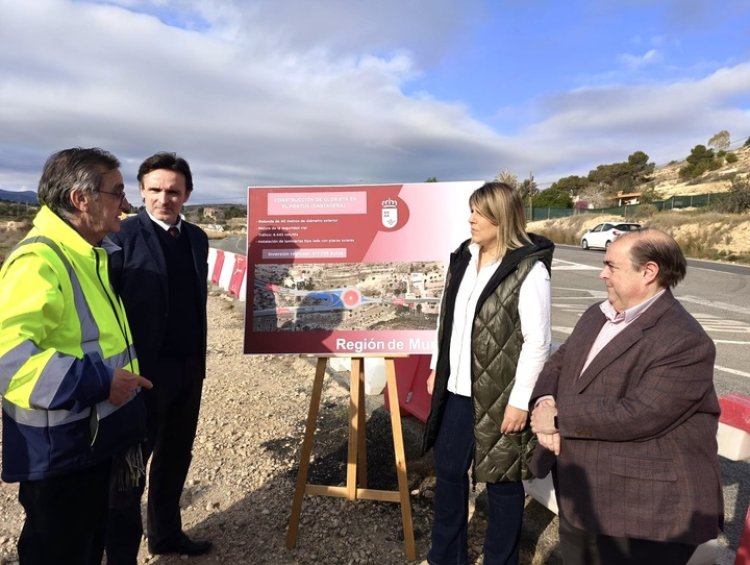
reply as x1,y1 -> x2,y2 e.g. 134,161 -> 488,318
736,504 -> 750,565
723,394 -> 750,565
211,249 -> 225,285
228,254 -> 247,299
720,394 -> 750,433
384,355 -> 432,423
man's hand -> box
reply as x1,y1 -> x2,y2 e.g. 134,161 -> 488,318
537,431 -> 561,455
501,405 -> 528,433
531,399 -> 557,435
426,369 -> 436,395
109,368 -> 153,406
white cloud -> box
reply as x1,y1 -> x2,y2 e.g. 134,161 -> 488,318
0,0 -> 748,202
515,62 -> 750,184
0,0 -> 496,202
618,49 -> 663,70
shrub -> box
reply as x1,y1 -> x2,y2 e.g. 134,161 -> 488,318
715,178 -> 750,213
532,187 -> 573,208
0,201 -> 37,221
679,145 -> 722,180
532,226 -> 579,246
726,152 -> 739,164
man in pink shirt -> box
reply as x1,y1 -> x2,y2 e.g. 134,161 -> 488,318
530,228 -> 723,565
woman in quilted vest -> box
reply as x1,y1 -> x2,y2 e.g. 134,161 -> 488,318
423,181 -> 554,565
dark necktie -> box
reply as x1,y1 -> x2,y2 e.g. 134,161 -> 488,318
168,226 -> 180,239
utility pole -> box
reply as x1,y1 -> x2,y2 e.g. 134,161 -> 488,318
527,171 -> 534,222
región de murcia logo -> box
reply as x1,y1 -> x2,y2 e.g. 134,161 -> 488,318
381,198 -> 398,228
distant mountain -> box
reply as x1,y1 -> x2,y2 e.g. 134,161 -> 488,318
0,189 -> 37,204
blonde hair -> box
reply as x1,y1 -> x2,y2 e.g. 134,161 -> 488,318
469,182 -> 531,257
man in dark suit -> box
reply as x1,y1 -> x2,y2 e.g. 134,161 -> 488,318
105,152 -> 211,562
530,228 -> 723,565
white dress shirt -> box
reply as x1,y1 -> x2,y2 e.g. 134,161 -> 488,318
146,210 -> 182,234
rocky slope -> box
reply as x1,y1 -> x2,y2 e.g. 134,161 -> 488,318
650,144 -> 750,198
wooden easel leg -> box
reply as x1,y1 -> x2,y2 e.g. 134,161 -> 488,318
346,358 -> 363,500
384,358 -> 416,560
357,358 -> 367,488
286,357 -> 327,548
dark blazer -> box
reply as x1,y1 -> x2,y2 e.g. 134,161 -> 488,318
530,290 -> 723,545
105,210 -> 209,378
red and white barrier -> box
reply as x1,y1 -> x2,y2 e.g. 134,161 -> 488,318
209,248 -> 226,286
228,253 -> 247,300
720,395 -> 750,565
208,248 -> 248,302
383,355 -> 432,423
719,394 -> 750,462
737,505 -> 750,565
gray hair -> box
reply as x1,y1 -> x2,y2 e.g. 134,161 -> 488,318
37,147 -> 120,218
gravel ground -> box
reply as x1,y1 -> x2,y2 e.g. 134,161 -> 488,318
0,292 -> 563,564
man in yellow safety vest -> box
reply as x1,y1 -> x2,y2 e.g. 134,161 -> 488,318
0,147 -> 153,565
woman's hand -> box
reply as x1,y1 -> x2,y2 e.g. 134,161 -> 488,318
500,405 -> 528,433
426,370 -> 436,395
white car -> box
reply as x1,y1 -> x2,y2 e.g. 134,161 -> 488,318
580,222 -> 641,250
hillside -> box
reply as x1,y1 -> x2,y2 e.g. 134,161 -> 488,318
528,211 -> 750,262
649,144 -> 750,198
526,143 -> 750,263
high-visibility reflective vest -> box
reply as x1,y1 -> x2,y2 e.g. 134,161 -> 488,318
0,206 -> 142,482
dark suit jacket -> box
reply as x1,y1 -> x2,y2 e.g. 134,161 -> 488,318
105,210 -> 209,379
530,290 -> 723,545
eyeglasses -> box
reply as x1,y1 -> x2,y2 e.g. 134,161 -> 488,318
98,190 -> 128,204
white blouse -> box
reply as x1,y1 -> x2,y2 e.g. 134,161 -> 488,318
436,242 -> 551,410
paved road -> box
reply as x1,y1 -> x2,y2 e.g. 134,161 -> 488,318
551,245 -> 750,393
553,244 -> 750,560
212,235 -> 247,254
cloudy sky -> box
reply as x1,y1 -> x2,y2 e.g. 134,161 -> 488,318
1,0 -> 749,204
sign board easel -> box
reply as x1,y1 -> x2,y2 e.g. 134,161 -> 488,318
286,356 -> 416,561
